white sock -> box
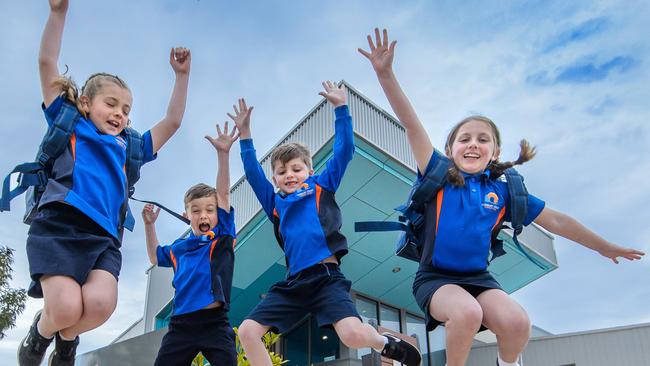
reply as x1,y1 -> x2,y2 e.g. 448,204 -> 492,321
372,335 -> 389,352
59,333 -> 76,341
497,354 -> 519,366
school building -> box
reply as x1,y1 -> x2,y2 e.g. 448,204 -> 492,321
466,322 -> 650,366
77,81 -> 558,366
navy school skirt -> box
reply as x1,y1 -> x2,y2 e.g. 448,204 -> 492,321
413,267 -> 503,331
26,202 -> 121,298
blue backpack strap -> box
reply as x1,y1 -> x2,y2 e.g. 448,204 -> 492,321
501,168 -> 545,269
354,155 -> 450,262
400,156 -> 450,229
121,127 -> 145,231
1,100 -> 80,214
354,220 -> 408,233
124,127 -> 144,189
0,163 -> 47,211
38,101 -> 80,166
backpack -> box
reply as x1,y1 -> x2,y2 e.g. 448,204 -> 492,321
354,155 -> 545,269
0,99 -> 145,232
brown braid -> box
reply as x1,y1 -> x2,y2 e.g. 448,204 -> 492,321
487,139 -> 536,180
51,75 -> 84,116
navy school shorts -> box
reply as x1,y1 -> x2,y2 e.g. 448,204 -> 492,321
412,268 -> 503,331
245,262 -> 361,334
154,306 -> 236,366
26,202 -> 121,298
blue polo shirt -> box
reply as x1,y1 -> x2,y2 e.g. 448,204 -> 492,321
420,150 -> 545,273
157,207 -> 236,316
240,105 -> 354,275
40,96 -> 156,239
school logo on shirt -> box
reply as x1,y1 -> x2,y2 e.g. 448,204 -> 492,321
296,183 -> 314,198
115,135 -> 127,150
482,192 -> 501,211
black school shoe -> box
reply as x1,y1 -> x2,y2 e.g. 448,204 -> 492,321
47,332 -> 79,366
17,310 -> 53,366
380,332 -> 422,366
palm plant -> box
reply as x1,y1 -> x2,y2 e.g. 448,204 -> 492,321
234,327 -> 288,366
189,327 -> 288,366
191,352 -> 207,366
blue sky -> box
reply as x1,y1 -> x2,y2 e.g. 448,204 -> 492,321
1,0 -> 649,362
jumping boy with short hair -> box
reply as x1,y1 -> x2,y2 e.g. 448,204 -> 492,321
142,121 -> 239,366
232,81 -> 422,366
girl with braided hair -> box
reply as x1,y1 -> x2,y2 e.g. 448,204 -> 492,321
359,28 -> 644,366
18,1 -> 191,365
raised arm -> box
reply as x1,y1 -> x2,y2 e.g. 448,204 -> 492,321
142,203 -> 161,265
205,121 -> 240,212
39,0 -> 68,107
359,28 -> 433,174
534,207 -> 645,264
229,99 -> 276,218
316,81 -> 354,191
150,47 -> 191,153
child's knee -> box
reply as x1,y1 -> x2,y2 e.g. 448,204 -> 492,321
504,311 -> 530,337
83,293 -> 117,320
338,326 -> 367,348
44,299 -> 83,328
448,303 -> 483,331
238,320 -> 265,345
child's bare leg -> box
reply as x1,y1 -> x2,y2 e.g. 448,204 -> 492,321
58,269 -> 117,339
428,285 -> 483,366
478,289 -> 530,363
39,275 -> 83,337
333,316 -> 385,350
238,319 -> 272,366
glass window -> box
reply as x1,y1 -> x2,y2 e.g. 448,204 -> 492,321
154,301 -> 173,330
405,314 -> 429,366
283,319 -> 309,366
356,296 -> 378,324
355,297 -> 378,358
310,317 -> 339,363
281,316 -> 341,366
429,327 -> 446,366
379,304 -> 400,332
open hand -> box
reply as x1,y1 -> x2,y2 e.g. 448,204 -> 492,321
142,203 -> 161,225
358,28 -> 396,76
170,47 -> 191,75
226,98 -> 253,139
599,244 -> 645,264
318,81 -> 347,108
205,121 -> 240,153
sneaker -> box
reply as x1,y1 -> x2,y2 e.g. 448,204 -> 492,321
47,332 -> 79,366
17,310 -> 53,366
380,332 -> 422,366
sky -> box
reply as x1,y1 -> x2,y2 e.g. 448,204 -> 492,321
1,0 -> 649,363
